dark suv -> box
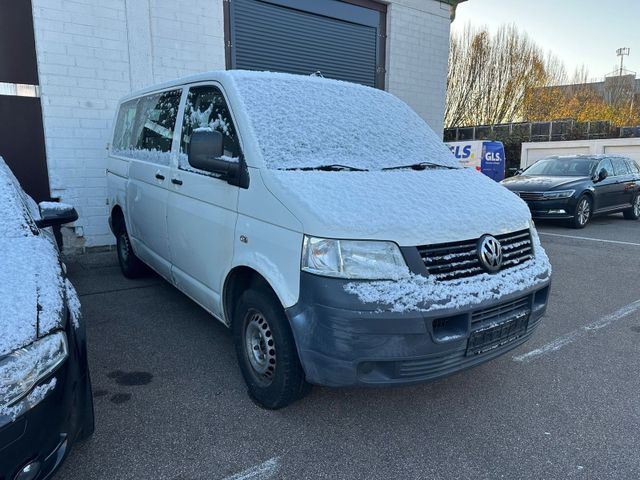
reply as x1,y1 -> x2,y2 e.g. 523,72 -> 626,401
501,155 -> 640,228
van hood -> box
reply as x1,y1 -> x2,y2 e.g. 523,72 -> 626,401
265,168 -> 531,246
0,236 -> 65,357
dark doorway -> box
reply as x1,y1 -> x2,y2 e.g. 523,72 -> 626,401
0,0 -> 50,201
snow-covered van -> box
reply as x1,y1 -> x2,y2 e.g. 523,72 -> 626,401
107,71 -> 551,408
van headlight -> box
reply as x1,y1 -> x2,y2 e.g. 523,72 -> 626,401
0,332 -> 68,410
301,236 -> 409,280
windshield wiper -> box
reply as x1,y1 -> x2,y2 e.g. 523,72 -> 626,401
282,164 -> 368,172
382,162 -> 458,171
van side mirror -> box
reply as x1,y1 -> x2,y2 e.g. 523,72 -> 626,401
188,130 -> 225,170
187,130 -> 249,189
36,202 -> 78,228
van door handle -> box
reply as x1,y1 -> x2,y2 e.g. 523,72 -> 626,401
155,173 -> 165,181
171,178 -> 183,185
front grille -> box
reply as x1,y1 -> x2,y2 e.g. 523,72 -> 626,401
418,229 -> 533,281
471,295 -> 531,326
514,191 -> 545,201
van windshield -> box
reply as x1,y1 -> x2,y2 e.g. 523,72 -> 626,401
231,72 -> 460,171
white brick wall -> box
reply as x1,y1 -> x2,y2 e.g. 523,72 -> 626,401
31,0 -> 451,248
386,0 -> 451,135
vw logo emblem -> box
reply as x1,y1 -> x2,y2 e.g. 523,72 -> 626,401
477,235 -> 503,273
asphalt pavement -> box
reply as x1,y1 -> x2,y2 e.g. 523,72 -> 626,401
57,214 -> 640,480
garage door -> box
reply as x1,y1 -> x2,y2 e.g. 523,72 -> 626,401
227,0 -> 387,88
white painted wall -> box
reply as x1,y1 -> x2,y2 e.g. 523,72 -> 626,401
521,138 -> 640,168
31,0 -> 452,247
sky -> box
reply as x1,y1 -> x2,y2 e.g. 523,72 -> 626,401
452,0 -> 640,82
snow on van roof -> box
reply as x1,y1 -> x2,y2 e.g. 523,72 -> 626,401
228,71 -> 460,170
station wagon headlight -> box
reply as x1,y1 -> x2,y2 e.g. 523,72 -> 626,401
0,332 -> 68,411
302,236 -> 409,280
542,190 -> 575,200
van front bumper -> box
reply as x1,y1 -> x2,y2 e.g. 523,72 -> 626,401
286,273 -> 550,387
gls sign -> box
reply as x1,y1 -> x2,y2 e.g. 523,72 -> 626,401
449,145 -> 472,159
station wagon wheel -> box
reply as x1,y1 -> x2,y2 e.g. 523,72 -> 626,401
571,196 -> 591,229
233,288 -> 310,409
623,194 -> 640,220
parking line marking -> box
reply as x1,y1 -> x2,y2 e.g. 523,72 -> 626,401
513,299 -> 640,362
223,457 -> 280,480
538,232 -> 640,247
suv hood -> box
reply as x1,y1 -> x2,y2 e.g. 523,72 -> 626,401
0,236 -> 65,357
502,175 -> 590,192
265,168 -> 531,246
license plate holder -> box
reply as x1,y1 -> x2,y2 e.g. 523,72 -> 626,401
466,310 -> 530,356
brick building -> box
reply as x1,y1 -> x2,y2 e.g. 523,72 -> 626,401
1,0 -> 465,247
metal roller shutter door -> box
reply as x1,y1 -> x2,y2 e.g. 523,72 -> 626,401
228,0 -> 385,88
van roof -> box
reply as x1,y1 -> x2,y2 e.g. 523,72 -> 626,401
120,70 -> 345,102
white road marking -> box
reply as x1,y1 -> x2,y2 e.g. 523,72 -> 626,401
538,231 -> 640,247
223,457 -> 281,480
513,299 -> 640,362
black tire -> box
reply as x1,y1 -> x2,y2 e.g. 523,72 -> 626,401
77,372 -> 95,441
623,194 -> 640,220
570,195 -> 592,229
233,288 -> 310,409
116,227 -> 146,278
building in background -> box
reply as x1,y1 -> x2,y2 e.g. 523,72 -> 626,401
0,0 -> 465,248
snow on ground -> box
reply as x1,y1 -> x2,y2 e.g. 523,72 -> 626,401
230,71 -> 460,171
344,230 -> 551,313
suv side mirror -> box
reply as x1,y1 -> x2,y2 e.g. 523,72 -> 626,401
596,169 -> 608,182
188,130 -> 249,188
36,202 -> 78,228
515,169 -> 524,176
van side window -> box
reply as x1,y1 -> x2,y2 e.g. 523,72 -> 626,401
112,89 -> 181,164
179,86 -> 241,171
612,158 -> 630,176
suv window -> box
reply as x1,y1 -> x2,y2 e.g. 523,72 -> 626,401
626,160 -> 640,174
598,159 -> 614,177
612,158 -> 630,176
179,85 -> 241,172
112,89 -> 182,164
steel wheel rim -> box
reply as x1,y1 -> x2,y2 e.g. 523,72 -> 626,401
578,199 -> 590,225
634,196 -> 640,217
244,309 -> 276,385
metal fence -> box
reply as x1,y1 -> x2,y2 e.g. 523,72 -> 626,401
444,120 -> 640,143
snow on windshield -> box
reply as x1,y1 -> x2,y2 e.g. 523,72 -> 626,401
231,71 -> 460,171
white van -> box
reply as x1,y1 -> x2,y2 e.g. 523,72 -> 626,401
107,71 -> 551,408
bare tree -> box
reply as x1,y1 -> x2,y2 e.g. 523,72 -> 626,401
445,24 -> 564,128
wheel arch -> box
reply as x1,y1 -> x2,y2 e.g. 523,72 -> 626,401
223,265 -> 291,327
110,204 -> 126,235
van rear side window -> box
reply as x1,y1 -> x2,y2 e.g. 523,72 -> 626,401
112,89 -> 182,164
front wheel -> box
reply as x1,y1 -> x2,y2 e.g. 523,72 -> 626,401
623,194 -> 640,220
233,288 -> 310,409
570,195 -> 591,229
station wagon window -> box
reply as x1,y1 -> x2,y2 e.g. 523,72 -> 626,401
626,160 -> 640,174
612,158 -> 630,176
179,86 -> 241,172
598,159 -> 614,177
112,89 -> 181,165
